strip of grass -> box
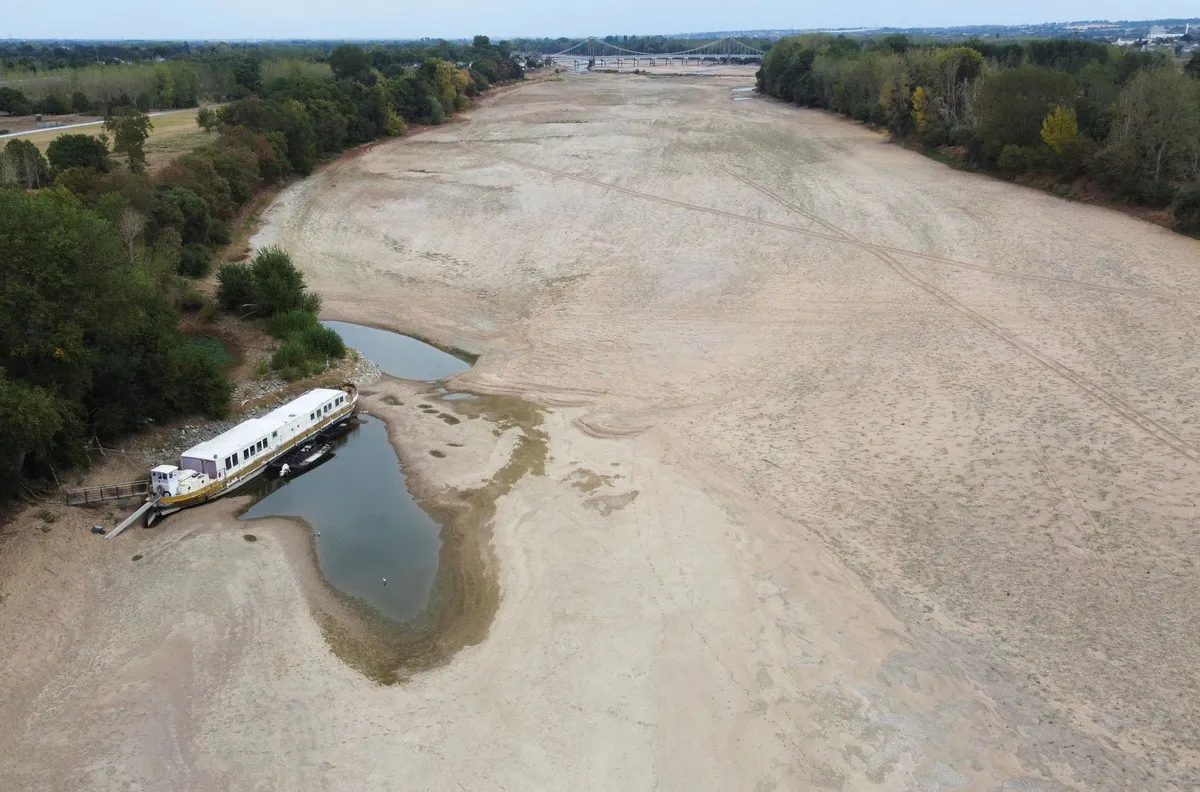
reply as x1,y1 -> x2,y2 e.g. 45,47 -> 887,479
182,333 -> 234,368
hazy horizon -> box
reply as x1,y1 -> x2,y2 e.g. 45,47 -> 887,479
4,2 -> 1199,42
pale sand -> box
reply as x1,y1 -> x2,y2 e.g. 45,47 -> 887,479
3,70 -> 1199,790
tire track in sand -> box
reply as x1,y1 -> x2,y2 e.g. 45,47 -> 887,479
459,140 -> 1200,464
459,140 -> 1197,305
712,161 -> 1200,305
716,160 -> 1200,465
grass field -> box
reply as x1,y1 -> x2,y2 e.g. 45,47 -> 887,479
13,108 -> 214,171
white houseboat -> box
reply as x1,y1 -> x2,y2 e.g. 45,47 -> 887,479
146,384 -> 357,524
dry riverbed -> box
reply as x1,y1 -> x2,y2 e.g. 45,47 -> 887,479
3,69 -> 1200,791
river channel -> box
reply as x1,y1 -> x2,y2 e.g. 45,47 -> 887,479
240,323 -> 471,624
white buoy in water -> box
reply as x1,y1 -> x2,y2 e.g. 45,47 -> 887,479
383,578 -> 387,586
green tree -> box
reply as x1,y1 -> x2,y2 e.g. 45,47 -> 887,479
879,34 -> 912,54
45,134 -> 111,173
233,54 -> 263,97
147,185 -> 212,246
1172,185 -> 1200,233
1041,105 -> 1080,153
0,368 -> 62,498
218,97 -> 317,174
976,66 -> 1076,160
217,247 -> 320,318
1,139 -> 51,188
1186,50 -> 1200,79
0,86 -> 33,116
0,187 -> 230,480
1108,66 -> 1200,184
329,44 -> 372,82
104,107 -> 154,172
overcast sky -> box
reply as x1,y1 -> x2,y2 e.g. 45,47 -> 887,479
6,1 -> 1198,41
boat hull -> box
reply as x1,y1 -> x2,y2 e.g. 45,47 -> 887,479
146,384 -> 358,525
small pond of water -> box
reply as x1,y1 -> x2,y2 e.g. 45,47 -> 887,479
236,322 -> 477,623
322,320 -> 472,381
241,416 -> 441,622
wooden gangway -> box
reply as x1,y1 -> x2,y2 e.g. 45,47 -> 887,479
104,500 -> 156,539
63,479 -> 149,506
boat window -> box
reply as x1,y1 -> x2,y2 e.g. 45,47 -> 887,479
243,449 -> 250,461
272,431 -> 278,438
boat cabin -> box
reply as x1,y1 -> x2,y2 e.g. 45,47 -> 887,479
150,464 -> 181,497
169,388 -> 352,487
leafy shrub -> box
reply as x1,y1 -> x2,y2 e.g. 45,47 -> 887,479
216,261 -> 256,313
1173,185 -> 1200,233
178,244 -> 212,277
270,336 -> 310,371
208,217 -> 231,245
249,246 -> 307,316
217,246 -> 323,318
176,284 -> 207,312
1055,137 -> 1094,178
45,134 -> 110,174
1127,180 -> 1177,208
266,308 -> 319,338
299,324 -> 346,359
997,145 -> 1055,174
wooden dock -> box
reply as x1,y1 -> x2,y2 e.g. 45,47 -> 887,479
63,480 -> 149,506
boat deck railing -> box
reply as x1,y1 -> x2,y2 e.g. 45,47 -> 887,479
64,479 -> 149,506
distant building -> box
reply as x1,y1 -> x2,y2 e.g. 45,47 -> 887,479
1148,23 -> 1188,40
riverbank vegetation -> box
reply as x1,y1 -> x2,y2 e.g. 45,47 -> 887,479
757,35 -> 1200,231
0,37 -> 525,500
217,247 -> 345,380
0,37 -> 524,117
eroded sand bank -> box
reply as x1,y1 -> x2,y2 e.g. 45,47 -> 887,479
3,70 -> 1200,791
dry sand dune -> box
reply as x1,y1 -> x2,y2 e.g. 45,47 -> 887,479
4,71 -> 1200,791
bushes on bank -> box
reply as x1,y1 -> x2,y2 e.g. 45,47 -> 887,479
265,308 -> 319,338
217,246 -> 320,317
0,188 -> 231,493
217,247 -> 342,380
757,35 -> 1200,220
1174,185 -> 1200,233
178,243 -> 213,276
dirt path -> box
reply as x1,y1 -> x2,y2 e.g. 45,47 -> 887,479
4,71 -> 1199,791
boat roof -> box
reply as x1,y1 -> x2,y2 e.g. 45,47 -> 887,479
179,388 -> 344,461
260,388 -> 344,423
182,418 -> 280,461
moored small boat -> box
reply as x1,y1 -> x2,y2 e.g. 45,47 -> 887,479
278,442 -> 335,478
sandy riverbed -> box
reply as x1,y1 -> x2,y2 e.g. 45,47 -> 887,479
4,69 -> 1200,790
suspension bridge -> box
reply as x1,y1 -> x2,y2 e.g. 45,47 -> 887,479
534,36 -> 765,68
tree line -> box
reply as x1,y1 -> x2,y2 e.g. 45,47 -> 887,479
757,35 -> 1200,231
0,37 -> 524,501
0,38 -> 524,119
